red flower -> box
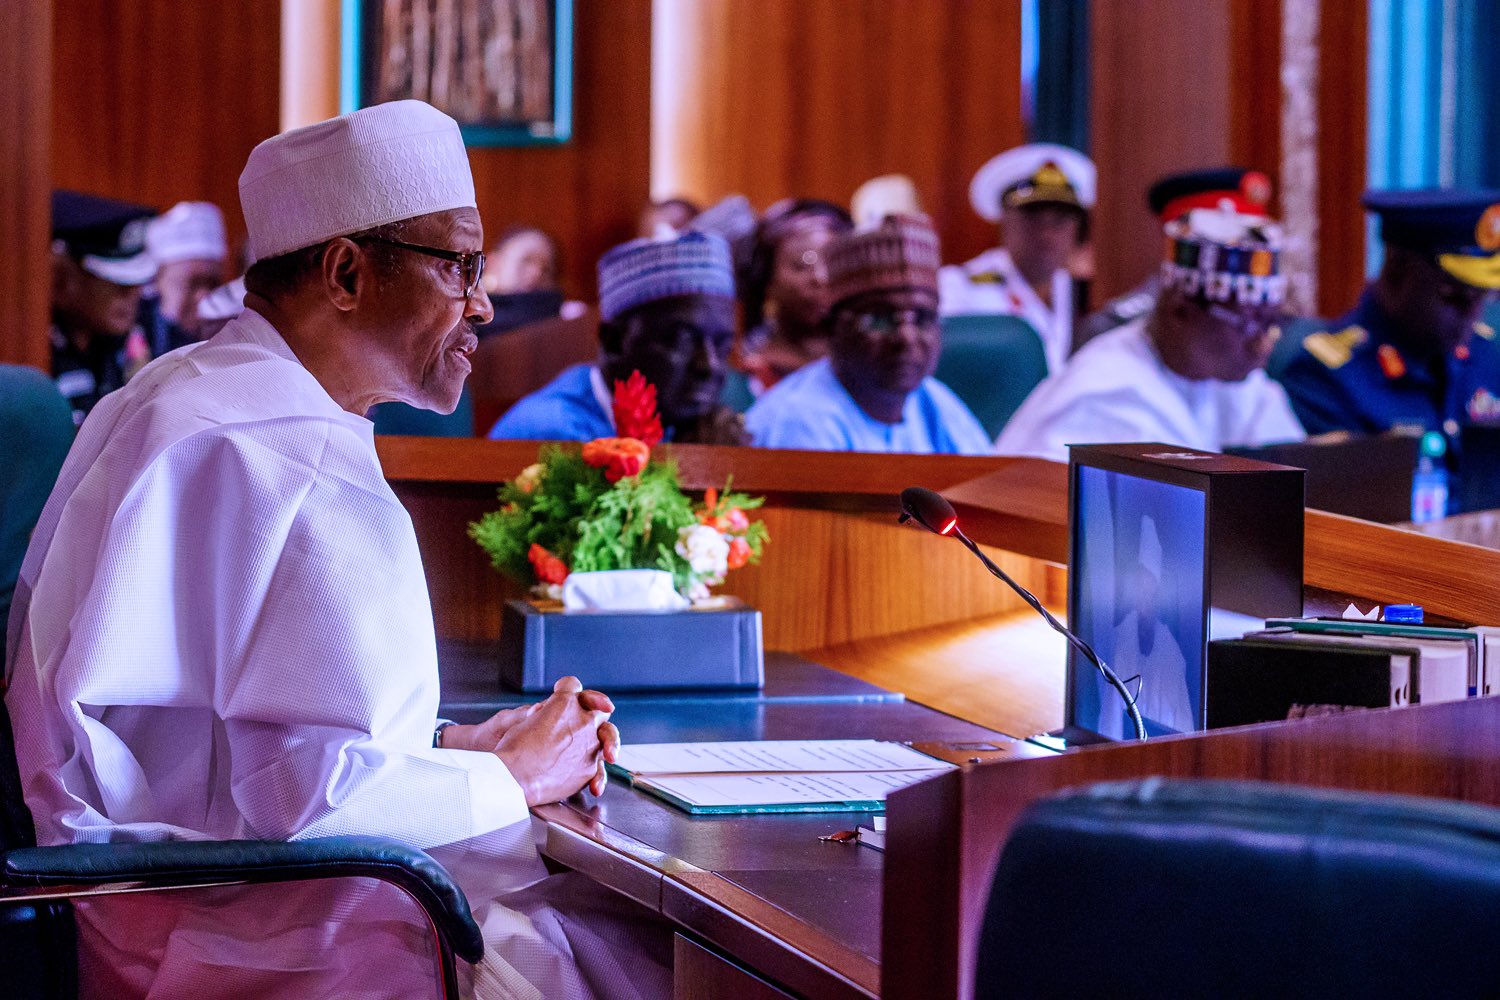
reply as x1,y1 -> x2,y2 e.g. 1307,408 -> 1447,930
582,437 -> 651,482
726,536 -> 752,570
612,370 -> 664,447
527,544 -> 569,585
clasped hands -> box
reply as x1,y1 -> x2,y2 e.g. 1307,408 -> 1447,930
437,676 -> 619,807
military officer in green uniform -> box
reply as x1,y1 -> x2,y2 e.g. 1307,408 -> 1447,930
1278,190 -> 1500,453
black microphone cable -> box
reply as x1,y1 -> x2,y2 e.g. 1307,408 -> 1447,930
899,486 -> 1147,741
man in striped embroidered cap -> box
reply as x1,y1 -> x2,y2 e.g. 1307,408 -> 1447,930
491,228 -> 747,443
997,205 -> 1305,461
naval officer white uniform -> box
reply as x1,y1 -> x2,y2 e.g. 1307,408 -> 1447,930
939,143 -> 1095,373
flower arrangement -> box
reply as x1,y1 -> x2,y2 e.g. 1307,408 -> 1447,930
469,371 -> 769,603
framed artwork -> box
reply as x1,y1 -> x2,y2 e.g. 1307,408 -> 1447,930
341,0 -> 573,146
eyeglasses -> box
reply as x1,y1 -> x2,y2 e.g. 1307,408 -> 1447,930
852,305 -> 939,338
356,235 -> 487,297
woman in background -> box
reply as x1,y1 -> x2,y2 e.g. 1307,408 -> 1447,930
736,199 -> 853,394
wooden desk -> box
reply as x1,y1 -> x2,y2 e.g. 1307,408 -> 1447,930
531,679 -> 1046,999
380,438 -> 1500,998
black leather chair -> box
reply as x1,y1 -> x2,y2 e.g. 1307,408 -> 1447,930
0,694 -> 483,998
976,778 -> 1500,999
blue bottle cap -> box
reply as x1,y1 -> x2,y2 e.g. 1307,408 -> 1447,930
1383,604 -> 1424,624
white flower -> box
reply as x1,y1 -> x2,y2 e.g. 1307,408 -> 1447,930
676,523 -> 729,579
684,580 -> 711,604
514,463 -> 545,494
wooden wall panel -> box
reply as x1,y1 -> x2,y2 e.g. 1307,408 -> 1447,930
467,0 -> 652,302
1089,0 -> 1233,305
51,0 -> 282,259
1094,0 -> 1368,316
1314,0 -> 1368,317
654,0 -> 1025,271
0,0 -> 51,370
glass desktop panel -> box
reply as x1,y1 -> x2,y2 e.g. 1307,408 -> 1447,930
1071,465 -> 1207,738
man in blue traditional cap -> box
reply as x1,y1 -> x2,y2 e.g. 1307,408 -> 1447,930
49,191 -> 158,424
1277,189 -> 1500,447
489,230 -> 747,443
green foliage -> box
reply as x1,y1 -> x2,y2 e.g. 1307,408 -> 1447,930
469,445 -> 769,595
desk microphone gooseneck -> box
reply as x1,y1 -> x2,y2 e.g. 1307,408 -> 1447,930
898,486 -> 1147,741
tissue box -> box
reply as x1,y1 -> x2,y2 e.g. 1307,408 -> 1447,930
497,598 -> 765,693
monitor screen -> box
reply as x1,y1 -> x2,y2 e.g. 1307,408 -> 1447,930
1069,465 -> 1208,738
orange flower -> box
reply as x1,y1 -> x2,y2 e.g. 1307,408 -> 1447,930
582,437 -> 651,482
612,370 -> 664,447
527,543 -> 569,585
726,536 -> 751,570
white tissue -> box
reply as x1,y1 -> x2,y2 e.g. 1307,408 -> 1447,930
562,570 -> 689,612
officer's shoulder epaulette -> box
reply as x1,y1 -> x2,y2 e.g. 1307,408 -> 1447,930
967,271 -> 1004,285
1300,325 -> 1368,370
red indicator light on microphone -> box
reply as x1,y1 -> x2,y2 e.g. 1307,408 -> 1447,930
939,518 -> 957,535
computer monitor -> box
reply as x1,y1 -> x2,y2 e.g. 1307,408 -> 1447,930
1066,444 -> 1305,740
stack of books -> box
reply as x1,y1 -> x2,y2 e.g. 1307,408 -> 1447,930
1207,616 -> 1500,728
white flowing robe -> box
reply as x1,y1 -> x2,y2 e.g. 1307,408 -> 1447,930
995,318 -> 1306,462
4,310 -> 668,1000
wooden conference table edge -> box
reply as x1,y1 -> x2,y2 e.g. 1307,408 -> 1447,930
378,435 -> 1500,624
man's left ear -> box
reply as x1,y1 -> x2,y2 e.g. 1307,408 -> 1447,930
320,239 -> 365,313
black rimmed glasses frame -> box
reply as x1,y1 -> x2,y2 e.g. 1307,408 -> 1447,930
354,235 -> 487,297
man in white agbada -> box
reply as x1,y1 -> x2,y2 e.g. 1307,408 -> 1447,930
996,206 -> 1305,462
937,143 -> 1095,373
5,100 -> 671,999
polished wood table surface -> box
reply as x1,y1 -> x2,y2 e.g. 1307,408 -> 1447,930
438,639 -> 1052,998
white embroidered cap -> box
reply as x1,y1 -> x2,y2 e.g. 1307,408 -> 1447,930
239,99 -> 476,261
146,201 -> 228,265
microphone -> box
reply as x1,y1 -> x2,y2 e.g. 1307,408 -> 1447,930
898,487 -> 1147,741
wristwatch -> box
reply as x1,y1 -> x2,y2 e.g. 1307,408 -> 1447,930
433,719 -> 458,748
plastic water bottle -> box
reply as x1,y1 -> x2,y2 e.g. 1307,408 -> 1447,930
1410,431 -> 1449,523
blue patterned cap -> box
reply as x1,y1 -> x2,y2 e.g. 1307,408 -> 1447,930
597,230 -> 735,321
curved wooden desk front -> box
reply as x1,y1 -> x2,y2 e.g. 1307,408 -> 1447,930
378,437 -> 1500,999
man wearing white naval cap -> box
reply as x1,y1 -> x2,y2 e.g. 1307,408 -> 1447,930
938,142 -> 1095,373
143,200 -> 230,352
6,100 -> 669,998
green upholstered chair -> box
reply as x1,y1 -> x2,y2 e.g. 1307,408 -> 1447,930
0,366 -> 73,662
934,314 -> 1050,439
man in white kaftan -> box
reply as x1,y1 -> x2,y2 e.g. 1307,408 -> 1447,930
5,100 -> 669,999
997,206 -> 1305,462
996,317 -> 1304,461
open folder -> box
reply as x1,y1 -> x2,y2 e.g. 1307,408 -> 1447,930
606,740 -> 956,815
